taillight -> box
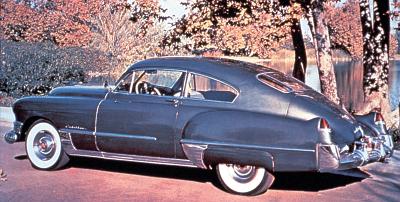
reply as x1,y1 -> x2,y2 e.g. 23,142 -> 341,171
374,112 -> 387,134
374,112 -> 385,125
319,118 -> 330,129
318,118 -> 332,144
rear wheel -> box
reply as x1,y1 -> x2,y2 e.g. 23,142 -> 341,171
25,120 -> 69,170
216,163 -> 275,195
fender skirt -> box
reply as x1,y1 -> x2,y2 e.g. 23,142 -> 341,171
204,146 -> 274,172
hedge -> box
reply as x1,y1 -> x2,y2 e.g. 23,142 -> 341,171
0,40 -> 113,98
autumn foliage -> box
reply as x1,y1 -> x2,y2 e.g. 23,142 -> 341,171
0,0 -> 100,46
325,0 -> 397,59
164,0 -> 300,58
0,0 -> 160,47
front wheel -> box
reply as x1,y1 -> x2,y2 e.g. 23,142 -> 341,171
216,163 -> 275,195
25,120 -> 69,170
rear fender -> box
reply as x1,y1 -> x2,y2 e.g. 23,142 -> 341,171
182,110 -> 319,149
181,110 -> 321,171
355,112 -> 386,136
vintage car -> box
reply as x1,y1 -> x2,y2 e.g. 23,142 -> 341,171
4,57 -> 394,195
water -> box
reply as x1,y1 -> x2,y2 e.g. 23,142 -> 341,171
268,60 -> 400,111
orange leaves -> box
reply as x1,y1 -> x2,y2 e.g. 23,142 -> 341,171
0,0 -> 128,47
325,0 -> 364,59
166,0 -> 294,58
325,0 -> 397,59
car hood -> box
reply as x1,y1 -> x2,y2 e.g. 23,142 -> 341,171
49,86 -> 109,99
287,89 -> 362,146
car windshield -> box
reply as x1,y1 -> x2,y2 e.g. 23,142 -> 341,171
257,72 -> 312,93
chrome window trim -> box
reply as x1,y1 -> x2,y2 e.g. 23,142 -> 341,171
256,72 -> 292,94
113,71 -> 134,93
182,71 -> 240,104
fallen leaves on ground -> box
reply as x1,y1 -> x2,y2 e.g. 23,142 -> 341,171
0,168 -> 7,182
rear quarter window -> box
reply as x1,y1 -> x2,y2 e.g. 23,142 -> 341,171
257,72 -> 311,93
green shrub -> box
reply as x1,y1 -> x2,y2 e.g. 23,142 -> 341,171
0,40 -> 114,98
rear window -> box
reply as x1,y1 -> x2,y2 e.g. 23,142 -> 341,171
257,72 -> 311,93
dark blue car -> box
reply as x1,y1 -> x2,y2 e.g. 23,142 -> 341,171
5,57 -> 394,195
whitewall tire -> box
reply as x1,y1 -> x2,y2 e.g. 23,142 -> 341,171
216,163 -> 275,195
25,120 -> 69,170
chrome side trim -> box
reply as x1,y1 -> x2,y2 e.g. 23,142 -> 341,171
60,135 -> 79,153
96,132 -> 157,141
59,128 -> 93,136
181,139 -> 315,153
181,143 -> 208,169
317,144 -> 340,172
59,128 -> 91,151
102,152 -> 196,167
67,148 -> 102,158
65,149 -> 197,168
94,92 -> 110,151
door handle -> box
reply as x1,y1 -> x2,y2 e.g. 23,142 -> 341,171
166,98 -> 179,106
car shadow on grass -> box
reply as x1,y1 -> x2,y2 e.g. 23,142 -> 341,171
67,157 -> 367,192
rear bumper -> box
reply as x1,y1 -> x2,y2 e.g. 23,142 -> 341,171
318,134 -> 394,172
4,121 -> 23,144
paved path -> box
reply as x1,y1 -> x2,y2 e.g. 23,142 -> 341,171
0,107 -> 14,122
0,121 -> 399,202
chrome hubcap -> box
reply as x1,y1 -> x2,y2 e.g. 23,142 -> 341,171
33,131 -> 55,161
230,164 -> 257,183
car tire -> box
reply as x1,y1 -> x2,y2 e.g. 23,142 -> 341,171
216,163 -> 275,195
25,120 -> 69,170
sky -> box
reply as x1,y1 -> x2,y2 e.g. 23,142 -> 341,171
158,0 -> 398,38
160,0 -> 187,25
158,0 -> 313,38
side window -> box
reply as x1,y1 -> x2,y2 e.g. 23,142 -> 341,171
133,69 -> 184,97
115,72 -> 135,93
186,73 -> 238,102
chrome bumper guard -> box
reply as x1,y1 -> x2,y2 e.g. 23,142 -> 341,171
318,134 -> 394,172
4,121 -> 23,144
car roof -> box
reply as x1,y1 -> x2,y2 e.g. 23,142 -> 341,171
129,57 -> 277,83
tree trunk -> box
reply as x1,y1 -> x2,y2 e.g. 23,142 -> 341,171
358,0 -> 392,125
281,0 -> 307,82
291,18 -> 307,82
306,1 -> 340,104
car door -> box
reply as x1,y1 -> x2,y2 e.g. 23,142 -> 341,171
175,72 -> 239,158
95,68 -> 186,158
